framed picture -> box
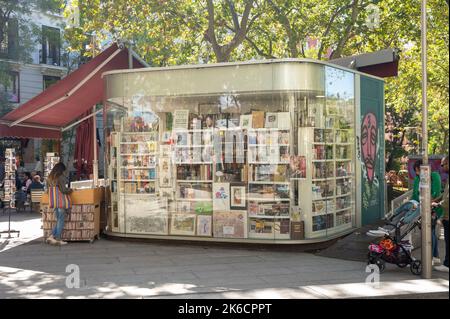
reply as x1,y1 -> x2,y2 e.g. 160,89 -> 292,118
213,183 -> 230,211
160,145 -> 172,157
239,114 -> 253,129
173,109 -> 189,130
177,200 -> 192,214
159,188 -> 174,200
230,184 -> 247,210
213,211 -> 248,239
159,157 -> 172,187
265,112 -> 278,128
124,197 -> 169,235
170,213 -> 196,236
197,215 -> 212,237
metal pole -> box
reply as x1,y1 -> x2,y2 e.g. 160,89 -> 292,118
128,43 -> 133,69
420,0 -> 432,279
92,33 -> 99,188
93,105 -> 98,187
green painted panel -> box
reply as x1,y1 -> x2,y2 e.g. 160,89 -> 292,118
360,76 -> 385,225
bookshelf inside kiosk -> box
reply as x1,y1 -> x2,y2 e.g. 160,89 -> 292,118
103,61 -> 375,243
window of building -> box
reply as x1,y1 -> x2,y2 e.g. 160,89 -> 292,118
41,26 -> 60,66
43,75 -> 60,90
0,18 -> 19,60
0,72 -> 20,103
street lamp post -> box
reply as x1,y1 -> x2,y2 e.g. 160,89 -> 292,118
420,0 -> 432,279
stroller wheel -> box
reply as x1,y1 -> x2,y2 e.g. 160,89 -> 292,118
367,252 -> 377,264
368,254 -> 386,273
375,258 -> 386,273
410,260 -> 422,275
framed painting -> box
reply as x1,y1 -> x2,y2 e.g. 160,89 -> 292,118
197,215 -> 212,237
230,184 -> 247,210
170,213 -> 196,236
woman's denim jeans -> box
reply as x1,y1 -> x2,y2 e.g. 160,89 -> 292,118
52,208 -> 66,240
432,223 -> 439,258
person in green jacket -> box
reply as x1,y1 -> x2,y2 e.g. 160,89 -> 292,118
412,159 -> 442,264
434,155 -> 448,272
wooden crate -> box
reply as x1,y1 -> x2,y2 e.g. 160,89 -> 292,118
41,188 -> 104,242
41,187 -> 104,205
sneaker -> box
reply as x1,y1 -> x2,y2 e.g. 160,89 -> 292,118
434,265 -> 449,273
56,240 -> 68,245
46,235 -> 57,245
432,257 -> 441,266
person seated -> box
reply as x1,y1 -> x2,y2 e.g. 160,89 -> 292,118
30,175 -> 44,191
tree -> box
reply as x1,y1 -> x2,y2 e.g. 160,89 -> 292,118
63,0 -> 448,163
203,0 -> 257,62
346,0 -> 449,166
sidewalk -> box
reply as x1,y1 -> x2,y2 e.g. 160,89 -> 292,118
1,210 -> 448,299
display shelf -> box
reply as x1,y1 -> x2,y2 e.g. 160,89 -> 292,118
247,198 -> 290,202
248,233 -> 290,239
120,142 -> 156,144
312,196 -> 335,201
177,180 -> 213,183
248,144 -> 290,147
248,162 -> 290,165
247,125 -> 292,239
248,215 -> 290,219
248,128 -> 290,131
335,175 -> 353,180
120,166 -> 156,169
248,181 -> 290,185
336,193 -> 352,198
120,153 -> 158,156
175,162 -> 214,164
298,126 -> 355,239
174,145 -> 204,148
312,178 -> 330,182
121,179 -> 156,182
335,207 -> 352,213
175,198 -> 213,202
121,132 -> 158,135
44,152 -> 60,179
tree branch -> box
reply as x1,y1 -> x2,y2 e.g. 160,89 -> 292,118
246,35 -> 276,59
226,0 -> 240,32
330,0 -> 361,59
318,3 -> 354,59
205,0 -> 220,57
222,1 -> 254,57
267,0 -> 298,57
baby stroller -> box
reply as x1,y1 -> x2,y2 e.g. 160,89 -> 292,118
367,200 -> 422,275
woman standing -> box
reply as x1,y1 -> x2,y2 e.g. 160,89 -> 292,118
46,163 -> 72,245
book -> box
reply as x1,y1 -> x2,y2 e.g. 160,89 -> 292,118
252,111 -> 265,128
277,112 -> 290,129
265,112 -> 278,128
291,221 -> 305,239
239,114 -> 253,129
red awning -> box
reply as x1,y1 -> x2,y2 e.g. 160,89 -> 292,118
0,123 -> 60,139
0,43 -> 144,139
